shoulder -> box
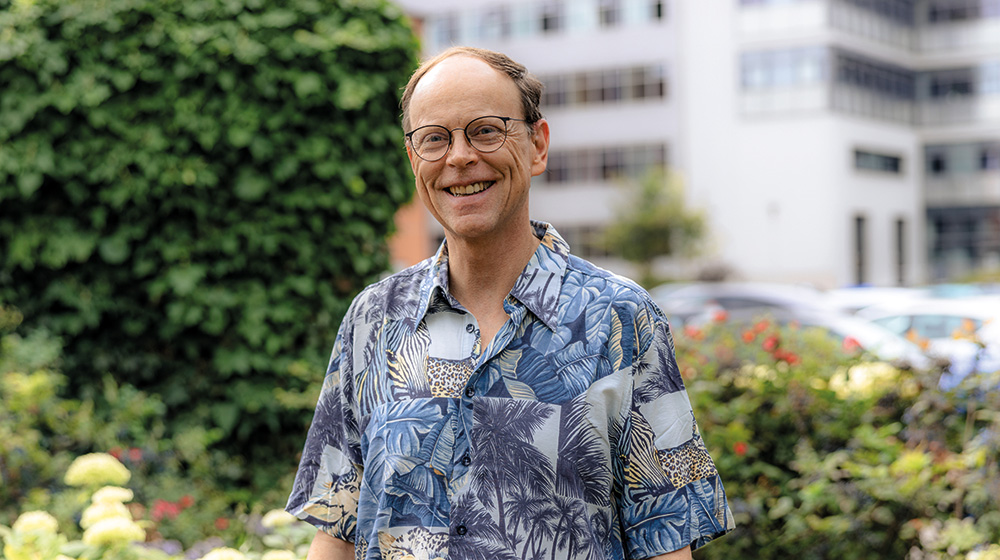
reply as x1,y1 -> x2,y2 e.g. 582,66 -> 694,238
561,254 -> 671,350
563,253 -> 666,317
342,257 -> 435,329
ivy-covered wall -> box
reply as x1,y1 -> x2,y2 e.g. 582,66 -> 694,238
0,0 -> 419,486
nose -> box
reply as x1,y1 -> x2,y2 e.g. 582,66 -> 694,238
445,129 -> 479,167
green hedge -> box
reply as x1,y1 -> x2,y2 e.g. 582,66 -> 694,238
0,0 -> 419,488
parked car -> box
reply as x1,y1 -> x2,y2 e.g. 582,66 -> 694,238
687,307 -> 936,373
856,297 -> 1000,387
824,286 -> 930,314
651,281 -> 836,327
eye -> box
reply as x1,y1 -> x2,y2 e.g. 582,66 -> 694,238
414,127 -> 450,145
469,123 -> 502,138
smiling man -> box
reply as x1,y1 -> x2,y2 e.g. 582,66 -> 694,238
287,47 -> 734,560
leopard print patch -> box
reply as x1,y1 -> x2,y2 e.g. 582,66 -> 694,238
657,435 -> 718,489
426,356 -> 474,398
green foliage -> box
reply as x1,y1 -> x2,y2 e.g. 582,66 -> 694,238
0,304 -> 259,549
0,0 -> 420,487
679,316 -> 1000,559
604,167 -> 706,286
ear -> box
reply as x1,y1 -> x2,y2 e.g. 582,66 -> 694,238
529,119 -> 550,177
406,143 -> 419,174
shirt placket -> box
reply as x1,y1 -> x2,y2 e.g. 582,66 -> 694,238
448,296 -> 527,543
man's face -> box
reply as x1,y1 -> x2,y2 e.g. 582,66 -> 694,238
406,56 -> 549,245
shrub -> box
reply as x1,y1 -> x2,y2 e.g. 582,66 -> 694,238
0,0 -> 420,488
679,315 -> 1000,559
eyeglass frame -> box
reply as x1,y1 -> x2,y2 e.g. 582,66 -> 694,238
404,115 -> 529,162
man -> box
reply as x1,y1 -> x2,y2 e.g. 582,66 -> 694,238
287,47 -> 734,560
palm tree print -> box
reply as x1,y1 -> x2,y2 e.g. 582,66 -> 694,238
471,398 -> 555,548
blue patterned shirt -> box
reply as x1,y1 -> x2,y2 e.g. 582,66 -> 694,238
287,222 -> 733,560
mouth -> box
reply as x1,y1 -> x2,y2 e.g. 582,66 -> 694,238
447,181 -> 494,197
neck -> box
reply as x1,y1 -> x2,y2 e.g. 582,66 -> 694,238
445,222 -> 540,309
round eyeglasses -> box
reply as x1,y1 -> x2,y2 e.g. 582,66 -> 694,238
405,115 -> 527,162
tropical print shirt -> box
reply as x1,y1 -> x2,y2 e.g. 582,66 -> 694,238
286,222 -> 734,560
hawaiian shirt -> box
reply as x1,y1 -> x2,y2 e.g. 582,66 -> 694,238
286,222 -> 734,560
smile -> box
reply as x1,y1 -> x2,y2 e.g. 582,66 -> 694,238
448,181 -> 494,196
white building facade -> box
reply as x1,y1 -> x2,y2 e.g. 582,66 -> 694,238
395,0 -> 1000,289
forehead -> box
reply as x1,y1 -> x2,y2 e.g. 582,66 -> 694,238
409,56 -> 522,128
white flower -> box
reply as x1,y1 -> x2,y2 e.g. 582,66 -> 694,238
261,551 -> 297,560
81,500 -> 132,529
201,547 -> 248,560
92,486 -> 134,504
11,511 -> 59,533
260,509 -> 298,529
64,453 -> 131,487
82,517 -> 145,546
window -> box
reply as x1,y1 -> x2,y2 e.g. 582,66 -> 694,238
651,0 -> 665,20
433,13 -> 460,46
928,151 -> 948,174
740,47 -> 829,90
982,144 -> 1000,170
855,150 -> 903,173
539,64 -> 667,109
540,1 -> 563,33
854,215 -> 867,285
541,144 -> 668,185
834,52 -> 915,99
599,0 -> 622,27
895,218 -> 907,285
480,6 -> 511,39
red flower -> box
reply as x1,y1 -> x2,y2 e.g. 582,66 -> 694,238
109,447 -> 123,461
774,349 -> 801,365
215,517 -> 230,531
683,325 -> 703,340
128,448 -> 143,463
741,330 -> 755,343
178,495 -> 194,509
151,499 -> 181,521
762,335 -> 779,352
753,320 -> 770,333
733,441 -> 748,456
842,336 -> 861,353
712,310 -> 729,323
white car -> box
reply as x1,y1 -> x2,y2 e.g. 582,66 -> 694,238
856,297 -> 1000,387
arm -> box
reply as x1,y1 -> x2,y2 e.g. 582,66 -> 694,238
306,530 -> 354,560
647,546 -> 693,560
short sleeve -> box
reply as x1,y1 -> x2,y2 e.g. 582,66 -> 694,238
617,310 -> 734,558
286,319 -> 363,542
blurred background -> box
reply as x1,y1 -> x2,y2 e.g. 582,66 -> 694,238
2,0 -> 1000,558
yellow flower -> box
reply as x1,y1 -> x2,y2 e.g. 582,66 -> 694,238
261,509 -> 298,528
81,500 -> 132,529
81,517 -> 145,546
92,486 -> 134,504
65,453 -> 131,487
262,551 -> 297,560
11,511 -> 59,533
201,547 -> 248,560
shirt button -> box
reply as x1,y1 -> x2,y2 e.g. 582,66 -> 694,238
464,386 -> 475,398
461,454 -> 471,466
456,525 -> 467,536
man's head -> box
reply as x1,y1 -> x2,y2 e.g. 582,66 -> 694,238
402,48 -> 549,245
401,47 -> 544,134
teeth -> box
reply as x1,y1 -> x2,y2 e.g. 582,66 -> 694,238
450,181 -> 491,196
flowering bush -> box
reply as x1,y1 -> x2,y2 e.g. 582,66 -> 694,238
0,457 -> 313,560
677,314 -> 1000,559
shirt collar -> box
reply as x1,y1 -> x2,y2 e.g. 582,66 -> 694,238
414,221 -> 570,331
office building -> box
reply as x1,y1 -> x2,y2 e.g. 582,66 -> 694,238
392,0 -> 1000,288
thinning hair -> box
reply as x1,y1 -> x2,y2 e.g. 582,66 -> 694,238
400,46 -> 544,133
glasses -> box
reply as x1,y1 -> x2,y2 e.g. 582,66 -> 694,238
405,115 -> 527,162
